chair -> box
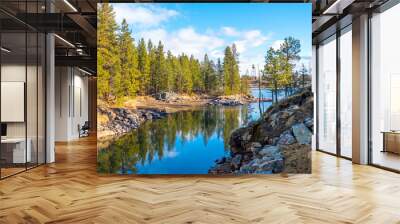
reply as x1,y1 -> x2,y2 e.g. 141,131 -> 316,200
79,121 -> 90,138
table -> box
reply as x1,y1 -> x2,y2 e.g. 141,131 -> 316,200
1,138 -> 31,163
381,131 -> 400,154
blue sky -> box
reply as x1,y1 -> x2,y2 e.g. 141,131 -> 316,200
112,3 -> 311,75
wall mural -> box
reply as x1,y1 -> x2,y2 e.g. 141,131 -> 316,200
97,3 -> 313,174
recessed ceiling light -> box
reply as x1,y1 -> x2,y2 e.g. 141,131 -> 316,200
1,47 -> 11,53
54,34 -> 75,48
63,0 -> 78,12
78,67 -> 93,76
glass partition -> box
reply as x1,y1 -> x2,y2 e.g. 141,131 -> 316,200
317,35 -> 337,154
1,30 -> 28,177
0,1 -> 46,179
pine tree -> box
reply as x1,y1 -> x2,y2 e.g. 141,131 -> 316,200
97,3 -> 121,100
166,51 -> 175,92
173,56 -> 182,93
280,37 -> 301,93
264,47 -> 281,103
137,38 -> 150,95
190,55 -> 202,93
202,54 -> 211,93
155,41 -> 167,93
299,63 -> 308,89
209,60 -> 218,95
180,54 -> 192,94
148,40 -> 157,94
231,43 -> 241,94
118,18 -> 138,97
240,75 -> 250,95
223,46 -> 233,95
216,58 -> 224,95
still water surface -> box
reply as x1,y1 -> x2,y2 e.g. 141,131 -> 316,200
97,89 -> 277,174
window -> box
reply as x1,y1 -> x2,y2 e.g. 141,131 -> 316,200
370,3 -> 400,171
317,35 -> 337,154
340,26 -> 352,158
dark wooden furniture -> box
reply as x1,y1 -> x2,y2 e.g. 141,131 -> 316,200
382,131 -> 400,154
78,121 -> 90,138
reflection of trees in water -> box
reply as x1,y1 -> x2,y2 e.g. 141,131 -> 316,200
97,105 -> 249,174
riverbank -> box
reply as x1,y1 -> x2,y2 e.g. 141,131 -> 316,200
97,93 -> 256,139
209,87 -> 313,174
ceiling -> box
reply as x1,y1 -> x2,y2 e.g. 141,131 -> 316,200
1,0 -> 394,74
0,0 -> 97,74
312,0 -> 390,43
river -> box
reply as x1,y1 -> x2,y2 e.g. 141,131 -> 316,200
97,88 -> 282,174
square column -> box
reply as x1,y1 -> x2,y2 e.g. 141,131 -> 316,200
352,14 -> 369,164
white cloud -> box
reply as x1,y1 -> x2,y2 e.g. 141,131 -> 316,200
239,54 -> 265,76
221,27 -> 239,36
136,23 -> 270,75
210,50 -> 224,59
138,28 -> 167,43
271,40 -> 284,50
138,27 -> 225,60
112,4 -> 178,27
233,30 -> 269,54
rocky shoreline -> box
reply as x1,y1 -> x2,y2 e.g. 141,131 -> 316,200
207,95 -> 255,106
209,88 -> 313,174
98,93 -> 257,139
155,91 -> 256,106
97,106 -> 167,139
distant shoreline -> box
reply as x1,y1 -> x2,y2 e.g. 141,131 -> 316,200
97,93 -> 266,140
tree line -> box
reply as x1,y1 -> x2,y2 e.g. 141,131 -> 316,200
98,4 -> 249,102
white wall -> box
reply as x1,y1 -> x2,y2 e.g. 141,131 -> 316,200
55,67 -> 89,141
1,64 -> 26,139
1,63 -> 46,164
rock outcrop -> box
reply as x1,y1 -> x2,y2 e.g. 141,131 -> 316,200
209,87 -> 313,174
97,106 -> 167,138
207,95 -> 254,106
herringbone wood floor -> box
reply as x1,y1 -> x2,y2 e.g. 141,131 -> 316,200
1,136 -> 400,224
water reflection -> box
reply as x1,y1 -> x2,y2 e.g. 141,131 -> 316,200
98,105 -> 254,174
98,89 -> 274,174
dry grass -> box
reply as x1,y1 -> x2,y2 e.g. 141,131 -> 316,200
97,113 -> 109,126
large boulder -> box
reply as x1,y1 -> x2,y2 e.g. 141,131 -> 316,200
304,117 -> 314,131
277,130 -> 296,145
292,123 -> 312,145
259,145 -> 280,157
258,158 -> 284,173
222,87 -> 313,174
279,143 -> 311,173
209,162 -> 232,174
231,154 -> 242,170
155,92 -> 178,101
229,125 -> 255,153
239,150 -> 284,174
